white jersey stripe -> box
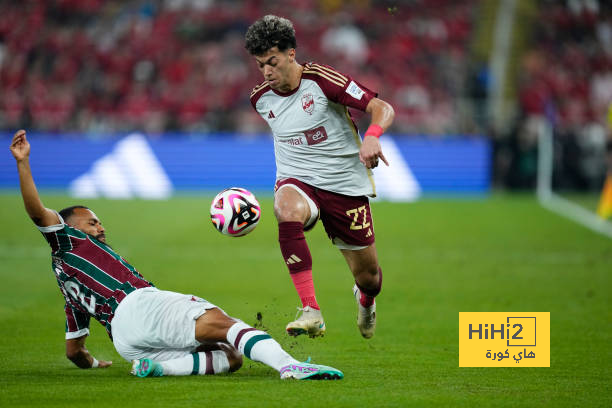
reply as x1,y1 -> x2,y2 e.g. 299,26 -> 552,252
62,262 -> 110,295
53,231 -> 61,253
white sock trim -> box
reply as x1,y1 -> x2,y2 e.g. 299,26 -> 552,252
211,350 -> 229,373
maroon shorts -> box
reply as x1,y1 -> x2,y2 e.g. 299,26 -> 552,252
274,178 -> 375,248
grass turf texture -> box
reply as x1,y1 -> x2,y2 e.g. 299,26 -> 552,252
0,193 -> 609,407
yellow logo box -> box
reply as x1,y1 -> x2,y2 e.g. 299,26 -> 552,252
459,312 -> 550,367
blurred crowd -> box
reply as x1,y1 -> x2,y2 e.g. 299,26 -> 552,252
0,0 -> 475,136
504,0 -> 611,189
2,0 -> 610,191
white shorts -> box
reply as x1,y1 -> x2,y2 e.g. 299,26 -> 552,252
111,287 -> 218,362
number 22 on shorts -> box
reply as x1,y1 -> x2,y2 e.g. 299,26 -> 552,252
346,205 -> 370,230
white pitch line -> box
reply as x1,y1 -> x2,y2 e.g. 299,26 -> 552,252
537,120 -> 612,240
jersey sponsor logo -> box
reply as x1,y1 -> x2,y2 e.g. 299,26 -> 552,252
268,110 -> 276,119
304,126 -> 328,146
346,81 -> 365,100
280,137 -> 304,146
301,92 -> 315,115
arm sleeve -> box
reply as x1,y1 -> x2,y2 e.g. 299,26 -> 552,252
65,303 -> 90,340
331,77 -> 377,111
37,212 -> 81,254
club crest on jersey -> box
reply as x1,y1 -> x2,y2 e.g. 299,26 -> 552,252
301,92 -> 315,115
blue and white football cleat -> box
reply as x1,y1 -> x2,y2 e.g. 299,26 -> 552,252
131,358 -> 164,378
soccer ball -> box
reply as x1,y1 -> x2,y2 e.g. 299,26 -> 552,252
210,187 -> 261,237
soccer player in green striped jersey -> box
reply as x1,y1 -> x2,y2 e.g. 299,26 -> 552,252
9,130 -> 343,380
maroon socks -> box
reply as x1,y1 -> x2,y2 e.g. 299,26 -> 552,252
279,221 -> 319,309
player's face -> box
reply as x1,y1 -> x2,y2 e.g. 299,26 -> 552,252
254,47 -> 296,92
68,208 -> 107,243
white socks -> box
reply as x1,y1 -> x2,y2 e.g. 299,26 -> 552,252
160,350 -> 230,376
156,322 -> 300,375
226,321 -> 298,371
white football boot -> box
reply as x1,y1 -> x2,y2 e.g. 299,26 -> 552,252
285,306 -> 326,338
353,284 -> 376,339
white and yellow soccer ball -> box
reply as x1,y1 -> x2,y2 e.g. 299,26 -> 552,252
210,187 -> 261,237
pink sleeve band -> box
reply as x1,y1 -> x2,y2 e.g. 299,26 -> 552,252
364,124 -> 384,138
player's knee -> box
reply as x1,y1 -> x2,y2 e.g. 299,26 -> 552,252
355,265 -> 382,295
356,262 -> 379,281
274,192 -> 309,223
274,202 -> 307,223
359,270 -> 379,288
195,309 -> 239,343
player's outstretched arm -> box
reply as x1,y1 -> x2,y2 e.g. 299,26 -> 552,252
9,130 -> 60,227
359,98 -> 395,169
66,336 -> 112,369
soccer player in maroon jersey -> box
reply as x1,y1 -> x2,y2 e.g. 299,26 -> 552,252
245,15 -> 395,339
9,129 -> 343,380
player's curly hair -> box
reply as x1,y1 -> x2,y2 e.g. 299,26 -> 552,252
245,15 -> 297,56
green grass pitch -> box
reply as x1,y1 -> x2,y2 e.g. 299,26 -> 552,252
0,193 -> 609,407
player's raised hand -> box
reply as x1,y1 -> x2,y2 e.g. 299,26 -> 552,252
9,129 -> 30,161
359,135 -> 389,169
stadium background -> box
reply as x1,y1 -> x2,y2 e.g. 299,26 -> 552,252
0,0 -> 609,198
0,0 -> 610,407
